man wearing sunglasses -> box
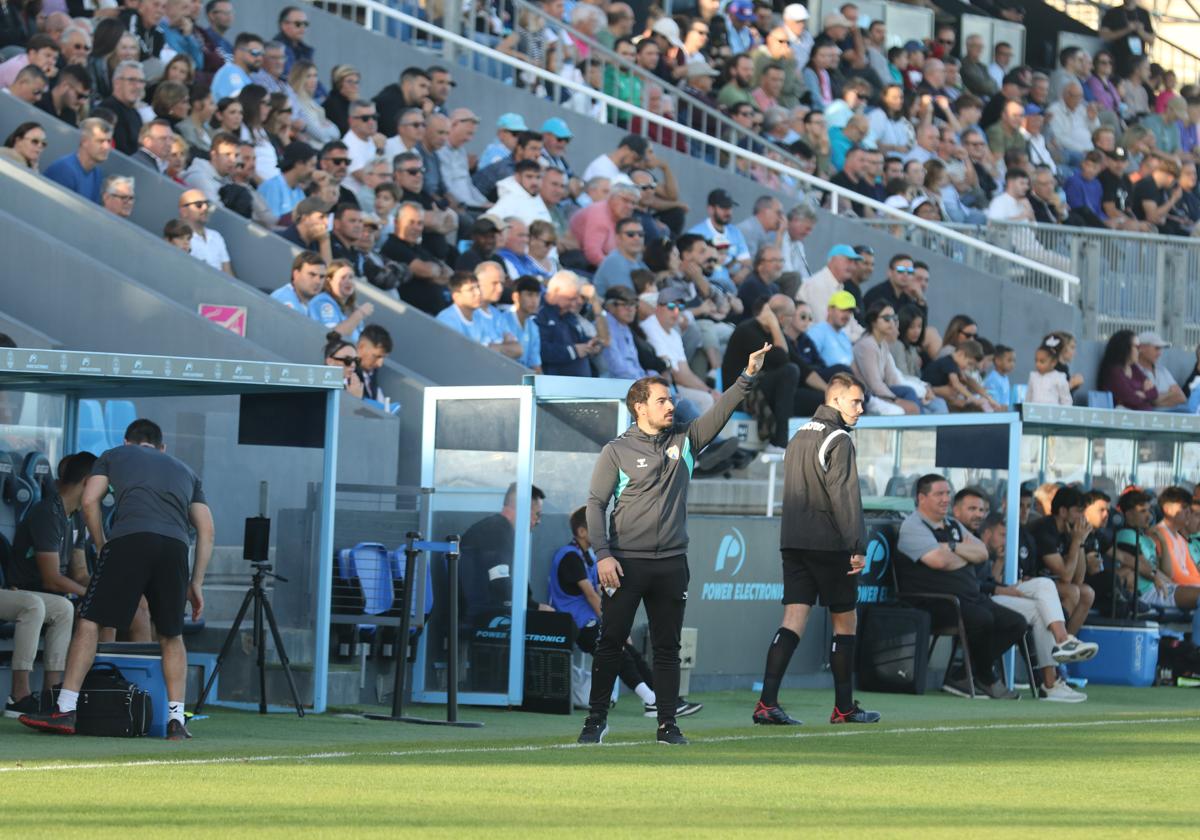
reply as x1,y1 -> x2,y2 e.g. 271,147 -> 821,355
862,252 -> 920,315
318,141 -> 362,208
212,32 -> 264,99
594,218 -> 649,296
178,189 -> 233,276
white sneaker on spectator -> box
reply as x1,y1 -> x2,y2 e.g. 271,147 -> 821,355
1039,680 -> 1087,703
1051,636 -> 1099,663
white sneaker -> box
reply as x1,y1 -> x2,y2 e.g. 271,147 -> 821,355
1051,636 -> 1100,663
1039,680 -> 1087,703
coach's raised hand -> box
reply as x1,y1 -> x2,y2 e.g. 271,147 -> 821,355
745,343 -> 772,377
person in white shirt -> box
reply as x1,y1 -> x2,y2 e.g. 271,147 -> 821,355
987,168 -> 1071,272
489,159 -> 553,226
1046,82 -> 1099,164
341,100 -> 386,186
177,189 -> 232,275
1135,331 -> 1188,410
582,134 -> 648,183
639,288 -> 716,411
1026,345 -> 1073,406
382,107 -> 425,165
988,41 -> 1013,90
797,244 -> 863,341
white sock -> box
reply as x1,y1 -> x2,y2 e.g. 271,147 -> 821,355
58,688 -> 79,713
168,701 -> 185,724
635,683 -> 655,704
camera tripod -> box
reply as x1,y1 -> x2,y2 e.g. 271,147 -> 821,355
194,561 -> 305,717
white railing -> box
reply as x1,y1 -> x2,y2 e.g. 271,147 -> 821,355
307,0 -> 1082,301
858,216 -> 1200,341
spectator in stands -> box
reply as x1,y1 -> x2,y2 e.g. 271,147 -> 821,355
598,285 -> 652,380
98,59 -> 145,156
718,53 -> 755,110
737,245 -> 786,315
984,344 -> 1015,407
1135,330 -> 1191,411
324,65 -> 360,136
582,132 -> 648,184
426,66 -> 453,114
537,271 -> 602,377
435,271 -> 487,344
1047,82 -> 1099,165
868,84 -> 915,156
36,64 -> 89,128
923,339 -> 998,413
1064,150 -> 1109,227
502,275 -> 544,372
373,65 -> 432,142
177,83 -> 215,153
779,202 -> 815,281
1099,0 -> 1155,78
183,129 -> 237,205
478,112 -> 528,170
177,188 -> 232,275
328,202 -> 367,275
271,250 -> 326,314
570,182 -> 639,268
495,218 -> 534,280
391,150 -> 456,259
314,141 -> 358,209
290,61 -> 340,147
250,41 -> 289,99
200,0 -> 235,60
641,287 -> 717,410
473,261 -> 524,361
1028,486 -> 1099,638
593,217 -> 648,295
341,99 -> 386,186
417,113 -> 450,203
854,302 -> 921,416
960,34 -> 997,98
382,201 -> 452,315
381,106 -> 424,162
723,294 -> 794,451
259,141 -> 316,220
1,120 -> 46,170
158,0 -> 203,68
1026,343 -> 1072,406
897,474 -> 1027,699
797,244 -> 862,340
688,189 -> 750,291
987,41 -> 1013,90
806,291 -> 858,371
981,69 -> 1029,131
1151,488 -> 1200,595
44,117 -> 112,203
100,174 -> 135,219
736,195 -> 783,259
129,118 -> 171,174
211,32 -> 263,100
1131,154 -> 1185,234
0,32 -> 58,89
986,99 -> 1025,158
355,324 -> 393,402
454,216 -> 501,273
309,258 -> 373,342
489,159 -> 551,227
1098,329 -> 1159,411
437,108 -> 488,212
163,218 -> 192,253
1049,46 -> 1088,103
861,253 -> 915,312
978,511 -> 1095,702
323,331 -> 364,398
278,195 -> 332,265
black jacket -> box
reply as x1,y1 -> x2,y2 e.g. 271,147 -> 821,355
780,404 -> 866,554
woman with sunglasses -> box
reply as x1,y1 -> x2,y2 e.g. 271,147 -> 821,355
1,121 -> 47,171
852,302 -> 920,416
322,332 -> 364,399
311,259 -> 374,343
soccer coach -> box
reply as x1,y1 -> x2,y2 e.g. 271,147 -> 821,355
753,373 -> 881,726
578,344 -> 770,746
21,419 -> 213,740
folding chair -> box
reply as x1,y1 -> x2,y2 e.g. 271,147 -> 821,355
890,563 -> 978,697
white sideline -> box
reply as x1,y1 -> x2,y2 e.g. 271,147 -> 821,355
2,715 -> 1197,774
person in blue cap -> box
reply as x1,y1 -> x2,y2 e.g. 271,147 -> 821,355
797,244 -> 864,341
539,117 -> 575,178
479,112 -> 529,169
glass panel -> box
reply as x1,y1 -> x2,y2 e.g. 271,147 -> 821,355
426,397 -> 522,698
855,428 -> 895,500
1090,437 -> 1134,497
1019,435 -> 1042,484
0,391 -> 66,552
1134,438 -> 1176,491
1044,435 -> 1088,485
1181,442 -> 1200,482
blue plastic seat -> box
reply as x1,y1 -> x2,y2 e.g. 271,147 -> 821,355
389,547 -> 435,622
337,543 -> 394,633
1087,390 -> 1114,409
77,399 -> 110,455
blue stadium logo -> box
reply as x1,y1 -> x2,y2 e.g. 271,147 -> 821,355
863,535 -> 890,581
715,527 -> 747,577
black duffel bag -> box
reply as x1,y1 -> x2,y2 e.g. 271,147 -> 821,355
53,662 -> 154,737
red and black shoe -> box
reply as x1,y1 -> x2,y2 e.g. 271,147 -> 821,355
830,701 -> 881,724
752,700 -> 802,725
18,709 -> 76,734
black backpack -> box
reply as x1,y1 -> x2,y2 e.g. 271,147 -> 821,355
53,663 -> 154,737
856,604 -> 931,694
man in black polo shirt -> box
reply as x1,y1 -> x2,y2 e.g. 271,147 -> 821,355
1081,489 -> 1120,616
861,253 -> 919,314
21,419 -> 214,741
722,294 -> 798,452
896,473 -> 1025,699
829,146 -> 875,217
381,202 -> 453,315
1130,154 -> 1183,234
1028,486 -> 1095,636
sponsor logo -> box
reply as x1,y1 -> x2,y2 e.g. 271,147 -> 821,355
704,526 -> 782,600
666,445 -> 680,461
715,527 -> 746,576
636,457 -> 648,469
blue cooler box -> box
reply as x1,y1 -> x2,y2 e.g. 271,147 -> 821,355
1066,621 -> 1159,687
94,652 -> 168,737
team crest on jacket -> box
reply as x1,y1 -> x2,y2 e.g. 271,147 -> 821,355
666,445 -> 680,460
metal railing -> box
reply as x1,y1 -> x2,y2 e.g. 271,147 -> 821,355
859,217 -> 1200,342
305,0 -> 1082,302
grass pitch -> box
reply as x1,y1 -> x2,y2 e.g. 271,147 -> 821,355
2,686 -> 1197,838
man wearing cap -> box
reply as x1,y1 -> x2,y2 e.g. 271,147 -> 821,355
455,217 -> 503,273
489,160 -> 552,227
797,245 -> 864,341
1135,332 -> 1188,411
688,189 -> 751,291
594,217 -> 649,296
806,291 -> 858,370
681,62 -> 722,136
724,0 -> 762,57
640,289 -> 718,412
1023,105 -> 1056,175
539,117 -> 575,178
258,141 -> 317,219
438,109 -> 490,212
1099,147 -> 1151,231
598,285 -> 650,381
479,112 -> 529,170
780,4 -> 813,73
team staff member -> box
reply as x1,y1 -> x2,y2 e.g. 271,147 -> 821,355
578,343 -> 770,746
21,419 -> 214,741
754,373 -> 881,726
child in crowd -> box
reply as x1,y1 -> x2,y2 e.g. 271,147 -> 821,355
163,219 -> 192,253
374,182 -> 401,232
985,344 -> 1014,407
923,339 -> 996,412
1045,331 -> 1084,392
1027,343 -> 1073,405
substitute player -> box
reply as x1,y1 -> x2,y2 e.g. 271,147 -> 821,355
578,344 -> 770,746
753,373 -> 881,726
21,419 -> 214,741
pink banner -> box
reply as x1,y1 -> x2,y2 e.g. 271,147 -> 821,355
198,304 -> 247,337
